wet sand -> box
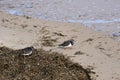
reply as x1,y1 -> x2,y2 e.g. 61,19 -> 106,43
0,12 -> 120,80
0,0 -> 120,40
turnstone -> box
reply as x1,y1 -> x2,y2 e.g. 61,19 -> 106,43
20,46 -> 34,56
58,39 -> 75,49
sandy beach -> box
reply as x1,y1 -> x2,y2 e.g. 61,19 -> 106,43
0,12 -> 120,80
0,0 -> 120,40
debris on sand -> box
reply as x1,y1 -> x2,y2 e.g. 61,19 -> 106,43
74,51 -> 85,55
0,46 -> 92,80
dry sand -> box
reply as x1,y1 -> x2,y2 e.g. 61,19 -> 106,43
0,12 -> 120,80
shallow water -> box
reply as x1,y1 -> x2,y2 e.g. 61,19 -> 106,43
0,0 -> 120,40
68,19 -> 120,24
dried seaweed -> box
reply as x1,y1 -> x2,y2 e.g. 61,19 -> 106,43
0,46 -> 92,80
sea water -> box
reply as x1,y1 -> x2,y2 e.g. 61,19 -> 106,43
0,0 -> 120,40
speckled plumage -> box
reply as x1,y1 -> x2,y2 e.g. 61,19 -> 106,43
20,46 -> 34,56
59,39 -> 75,48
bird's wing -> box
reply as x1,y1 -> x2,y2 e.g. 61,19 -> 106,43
59,41 -> 70,46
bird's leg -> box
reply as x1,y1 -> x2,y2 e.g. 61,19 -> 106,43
64,47 -> 73,50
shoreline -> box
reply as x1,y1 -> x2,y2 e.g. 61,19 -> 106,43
0,12 -> 120,80
1,10 -> 120,41
0,0 -> 120,40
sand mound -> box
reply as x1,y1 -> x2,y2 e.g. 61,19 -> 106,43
0,46 -> 91,80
